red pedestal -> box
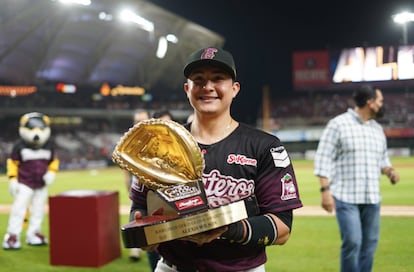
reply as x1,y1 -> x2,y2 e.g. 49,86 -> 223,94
49,190 -> 121,267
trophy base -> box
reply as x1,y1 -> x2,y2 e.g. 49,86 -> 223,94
121,200 -> 248,247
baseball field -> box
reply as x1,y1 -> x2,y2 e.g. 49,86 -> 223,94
0,157 -> 413,271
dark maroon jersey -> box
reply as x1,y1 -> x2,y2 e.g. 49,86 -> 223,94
130,123 -> 302,271
9,139 -> 57,189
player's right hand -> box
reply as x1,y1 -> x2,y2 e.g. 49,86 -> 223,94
9,179 -> 19,196
179,226 -> 228,246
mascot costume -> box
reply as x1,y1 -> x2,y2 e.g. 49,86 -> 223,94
3,112 -> 59,250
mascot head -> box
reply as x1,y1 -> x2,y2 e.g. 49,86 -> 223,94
19,112 -> 51,148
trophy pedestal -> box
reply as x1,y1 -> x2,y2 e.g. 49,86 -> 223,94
49,190 -> 121,267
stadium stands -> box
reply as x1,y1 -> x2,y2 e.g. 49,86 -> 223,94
0,89 -> 413,171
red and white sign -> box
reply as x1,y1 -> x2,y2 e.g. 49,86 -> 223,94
292,50 -> 330,88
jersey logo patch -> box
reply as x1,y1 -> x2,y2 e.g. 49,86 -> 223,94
270,147 -> 290,168
201,47 -> 218,59
280,173 -> 297,200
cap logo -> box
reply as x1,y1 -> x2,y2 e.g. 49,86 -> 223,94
200,47 -> 218,60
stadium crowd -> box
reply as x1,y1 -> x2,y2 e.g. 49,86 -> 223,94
269,91 -> 414,128
1,89 -> 413,172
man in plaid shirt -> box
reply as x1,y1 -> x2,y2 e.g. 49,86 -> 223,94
314,85 -> 400,272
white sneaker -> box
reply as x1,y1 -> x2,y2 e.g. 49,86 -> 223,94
26,233 -> 47,246
3,233 -> 21,250
129,247 -> 142,262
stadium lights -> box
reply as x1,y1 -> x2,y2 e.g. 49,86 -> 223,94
392,11 -> 414,45
156,37 -> 168,59
393,11 -> 414,24
166,34 -> 178,44
119,9 -> 154,33
98,12 -> 113,21
52,0 -> 91,6
156,34 -> 178,59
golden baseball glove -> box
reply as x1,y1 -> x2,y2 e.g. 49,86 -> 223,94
112,119 -> 204,190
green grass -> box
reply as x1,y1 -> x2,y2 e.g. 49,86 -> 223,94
0,157 -> 413,271
265,216 -> 414,272
293,156 -> 414,206
0,214 -> 151,272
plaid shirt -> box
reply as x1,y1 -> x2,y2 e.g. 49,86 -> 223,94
314,108 -> 391,204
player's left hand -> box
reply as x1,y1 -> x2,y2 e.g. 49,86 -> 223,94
179,227 -> 228,246
43,171 -> 56,185
133,209 -> 162,251
134,208 -> 227,246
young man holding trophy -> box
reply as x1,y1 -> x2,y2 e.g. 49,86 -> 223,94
113,47 -> 303,271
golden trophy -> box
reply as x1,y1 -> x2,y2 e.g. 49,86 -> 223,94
112,119 -> 257,247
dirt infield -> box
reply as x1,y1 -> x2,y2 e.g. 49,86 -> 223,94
0,204 -> 413,217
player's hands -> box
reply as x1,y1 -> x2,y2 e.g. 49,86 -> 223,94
9,179 -> 19,196
179,227 -> 228,246
133,207 -> 225,248
43,171 -> 56,186
321,191 -> 335,213
133,209 -> 161,251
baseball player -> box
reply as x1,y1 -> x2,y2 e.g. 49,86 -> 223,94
129,47 -> 303,271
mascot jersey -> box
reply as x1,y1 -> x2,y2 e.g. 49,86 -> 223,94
7,140 -> 58,190
129,123 -> 303,272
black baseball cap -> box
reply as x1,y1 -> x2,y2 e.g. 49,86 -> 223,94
183,47 -> 237,80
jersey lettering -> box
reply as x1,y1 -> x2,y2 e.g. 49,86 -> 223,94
21,148 -> 52,161
203,169 -> 255,208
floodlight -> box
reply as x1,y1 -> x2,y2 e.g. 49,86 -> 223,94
119,9 -> 154,32
392,11 -> 414,45
54,0 -> 91,6
166,34 -> 178,44
393,11 -> 414,24
99,12 -> 113,21
156,36 -> 168,59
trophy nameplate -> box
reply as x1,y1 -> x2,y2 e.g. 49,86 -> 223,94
121,199 -> 248,247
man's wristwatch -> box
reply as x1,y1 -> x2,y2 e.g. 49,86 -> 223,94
320,186 -> 330,192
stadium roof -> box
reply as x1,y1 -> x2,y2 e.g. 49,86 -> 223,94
0,0 -> 224,97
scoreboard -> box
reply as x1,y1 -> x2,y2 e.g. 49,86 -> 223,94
292,45 -> 414,90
